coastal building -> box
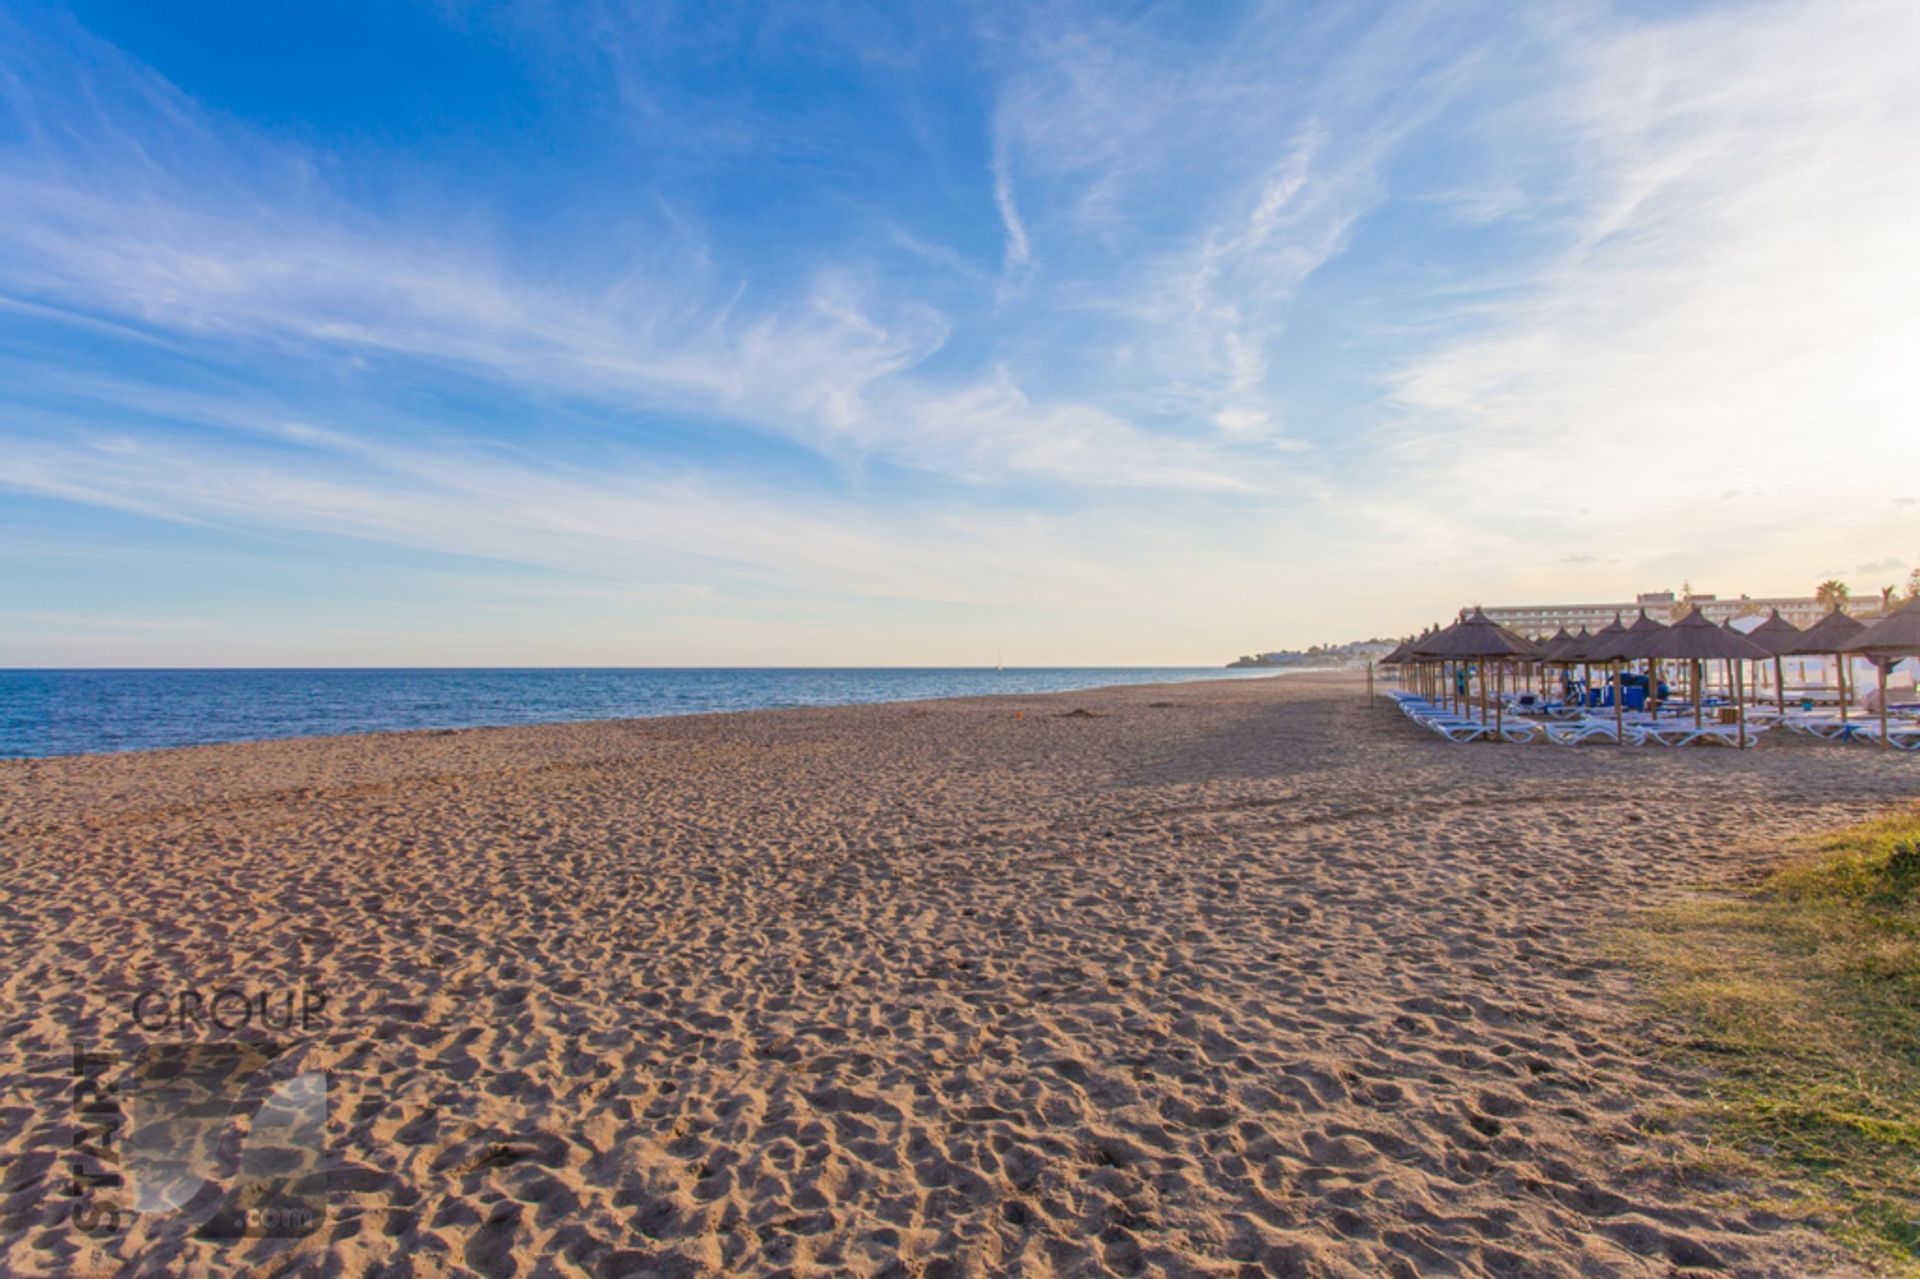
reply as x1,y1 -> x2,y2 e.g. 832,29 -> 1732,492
1478,591 -> 1833,637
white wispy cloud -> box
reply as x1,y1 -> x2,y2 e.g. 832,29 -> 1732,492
979,2 -> 1472,434
2,411 -> 1083,605
0,13 -> 1267,497
989,125 -> 1032,280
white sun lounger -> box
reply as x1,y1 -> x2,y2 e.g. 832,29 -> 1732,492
1639,721 -> 1770,748
1543,718 -> 1644,746
1400,704 -> 1534,743
1428,719 -> 1496,743
1847,722 -> 1920,752
1782,716 -> 1870,741
1407,711 -> 1494,742
1395,696 -> 1544,744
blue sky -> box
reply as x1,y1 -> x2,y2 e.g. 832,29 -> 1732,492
2,0 -> 1916,665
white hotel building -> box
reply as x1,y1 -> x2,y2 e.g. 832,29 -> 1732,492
1479,591 -> 1832,638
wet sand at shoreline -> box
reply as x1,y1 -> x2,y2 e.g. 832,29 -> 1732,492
2,671 -> 1914,1277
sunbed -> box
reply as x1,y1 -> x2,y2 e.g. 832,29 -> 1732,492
1782,716 -> 1871,741
1848,722 -> 1920,752
1639,721 -> 1771,748
1543,717 -> 1645,746
1396,697 -> 1542,743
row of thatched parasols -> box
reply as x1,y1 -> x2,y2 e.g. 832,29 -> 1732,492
1377,595 -> 1920,748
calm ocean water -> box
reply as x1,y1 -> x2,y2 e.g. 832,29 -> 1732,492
0,667 -> 1284,759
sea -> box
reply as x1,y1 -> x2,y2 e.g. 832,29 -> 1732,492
0,666 -> 1287,759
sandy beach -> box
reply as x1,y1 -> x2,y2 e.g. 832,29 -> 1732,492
3,670 -> 1915,1278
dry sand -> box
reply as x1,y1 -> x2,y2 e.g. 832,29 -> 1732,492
2,671 -> 1915,1277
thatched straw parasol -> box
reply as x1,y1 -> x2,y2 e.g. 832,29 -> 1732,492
1787,609 -> 1868,726
1575,615 -> 1627,662
1550,625 -> 1595,663
1588,610 -> 1669,742
1732,610 -> 1803,714
1841,596 -> 1920,748
1408,621 -> 1452,657
1529,627 -> 1577,703
1409,621 -> 1459,710
1568,617 -> 1627,725
1587,608 -> 1668,660
1632,610 -> 1769,743
1375,636 -> 1413,701
1416,610 -> 1537,660
1416,609 -> 1539,735
1552,626 -> 1594,703
1403,623 -> 1451,707
1400,625 -> 1427,699
1535,627 -> 1574,663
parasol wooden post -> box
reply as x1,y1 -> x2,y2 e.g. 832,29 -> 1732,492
1613,661 -> 1625,745
1496,662 -> 1505,737
1774,655 -> 1785,715
1367,660 -> 1374,705
1880,659 -> 1890,749
1736,660 -> 1747,748
1838,653 -> 1849,726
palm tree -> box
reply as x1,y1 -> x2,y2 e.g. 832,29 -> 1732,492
1907,567 -> 1920,601
1815,579 -> 1851,611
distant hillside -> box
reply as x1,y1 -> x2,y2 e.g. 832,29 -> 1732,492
1227,639 -> 1398,668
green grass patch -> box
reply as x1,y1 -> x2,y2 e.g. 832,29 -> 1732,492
1627,808 -> 1920,1273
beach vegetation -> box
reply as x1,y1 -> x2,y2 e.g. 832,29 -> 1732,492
1629,809 -> 1920,1273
